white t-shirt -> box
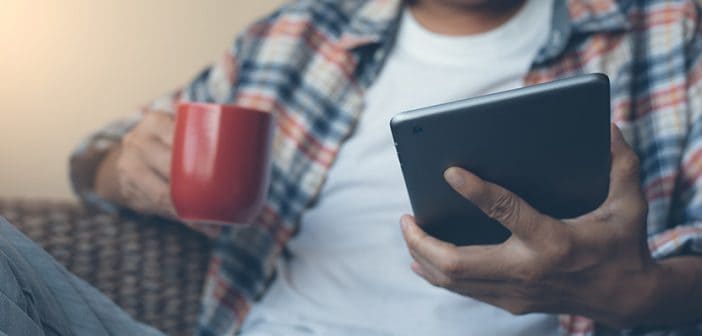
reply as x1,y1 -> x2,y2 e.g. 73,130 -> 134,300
242,1 -> 558,335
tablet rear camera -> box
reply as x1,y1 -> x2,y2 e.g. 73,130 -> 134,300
412,126 -> 424,134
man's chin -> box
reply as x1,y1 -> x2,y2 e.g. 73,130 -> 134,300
408,0 -> 525,10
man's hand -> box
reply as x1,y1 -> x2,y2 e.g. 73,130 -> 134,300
401,124 -> 667,328
95,111 -> 176,218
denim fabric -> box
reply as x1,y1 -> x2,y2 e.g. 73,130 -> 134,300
0,217 -> 164,336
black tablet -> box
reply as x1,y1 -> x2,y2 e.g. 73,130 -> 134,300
390,74 -> 611,246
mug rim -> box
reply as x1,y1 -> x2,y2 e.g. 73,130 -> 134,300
177,101 -> 272,115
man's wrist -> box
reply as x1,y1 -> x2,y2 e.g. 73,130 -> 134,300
614,256 -> 702,329
590,260 -> 662,329
624,260 -> 667,327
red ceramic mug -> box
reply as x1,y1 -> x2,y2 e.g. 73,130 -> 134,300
171,102 -> 275,224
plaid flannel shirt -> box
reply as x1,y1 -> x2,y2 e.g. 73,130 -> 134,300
70,0 -> 702,335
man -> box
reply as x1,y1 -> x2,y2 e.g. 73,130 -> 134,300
2,0 -> 702,335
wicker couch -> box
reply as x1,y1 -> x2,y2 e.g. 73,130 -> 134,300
0,199 -> 212,336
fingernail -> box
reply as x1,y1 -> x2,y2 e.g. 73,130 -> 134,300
445,168 -> 465,188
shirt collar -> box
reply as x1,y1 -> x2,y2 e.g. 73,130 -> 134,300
536,0 -> 630,64
337,0 -> 630,54
568,0 -> 630,33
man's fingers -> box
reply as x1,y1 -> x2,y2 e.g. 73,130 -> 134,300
412,262 -> 546,316
119,160 -> 175,218
607,124 -> 642,199
143,111 -> 175,147
401,215 -> 510,281
411,260 -> 455,288
401,215 -> 458,272
138,138 -> 172,180
135,172 -> 175,218
126,118 -> 172,180
443,167 -> 556,241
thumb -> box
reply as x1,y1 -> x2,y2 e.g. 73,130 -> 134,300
608,124 -> 642,199
444,167 -> 558,242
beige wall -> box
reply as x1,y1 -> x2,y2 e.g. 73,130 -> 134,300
0,0 -> 285,199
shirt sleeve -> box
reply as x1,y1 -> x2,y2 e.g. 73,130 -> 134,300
647,7 -> 702,259
69,42 -> 240,234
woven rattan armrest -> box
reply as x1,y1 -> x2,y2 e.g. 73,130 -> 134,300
0,199 -> 211,336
